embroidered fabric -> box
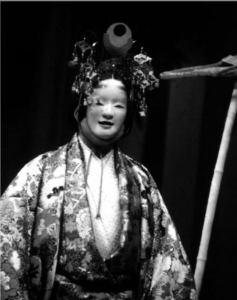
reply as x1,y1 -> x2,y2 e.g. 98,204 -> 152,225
0,133 -> 196,300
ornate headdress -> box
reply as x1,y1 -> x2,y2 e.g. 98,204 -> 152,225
69,23 -> 159,116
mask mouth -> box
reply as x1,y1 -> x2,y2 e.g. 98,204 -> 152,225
99,121 -> 114,127
99,121 -> 114,126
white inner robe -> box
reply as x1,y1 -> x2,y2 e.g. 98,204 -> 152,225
80,137 -> 121,260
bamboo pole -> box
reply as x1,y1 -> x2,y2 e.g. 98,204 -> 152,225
194,81 -> 237,298
160,59 -> 237,297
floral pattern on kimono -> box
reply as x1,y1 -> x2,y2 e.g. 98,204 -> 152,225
0,133 -> 196,300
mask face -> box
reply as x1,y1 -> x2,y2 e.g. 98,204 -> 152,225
80,79 -> 128,146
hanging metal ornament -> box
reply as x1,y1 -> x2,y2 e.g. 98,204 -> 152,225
103,23 -> 133,57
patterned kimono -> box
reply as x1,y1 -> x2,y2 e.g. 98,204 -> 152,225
0,133 -> 196,300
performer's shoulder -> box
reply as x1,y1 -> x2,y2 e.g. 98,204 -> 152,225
122,152 -> 150,175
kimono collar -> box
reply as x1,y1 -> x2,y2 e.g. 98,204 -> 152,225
65,133 -> 141,248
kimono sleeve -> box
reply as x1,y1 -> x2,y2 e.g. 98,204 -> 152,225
0,154 -> 49,300
144,177 -> 197,300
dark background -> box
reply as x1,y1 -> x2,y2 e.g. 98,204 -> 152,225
1,2 -> 237,299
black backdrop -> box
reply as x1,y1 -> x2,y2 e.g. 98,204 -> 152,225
1,2 -> 237,299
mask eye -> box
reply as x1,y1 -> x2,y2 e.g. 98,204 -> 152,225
115,104 -> 125,108
114,100 -> 126,108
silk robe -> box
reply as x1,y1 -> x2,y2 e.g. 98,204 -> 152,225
0,133 -> 196,300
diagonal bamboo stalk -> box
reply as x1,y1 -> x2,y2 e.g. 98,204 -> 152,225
194,81 -> 237,298
160,57 -> 237,298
